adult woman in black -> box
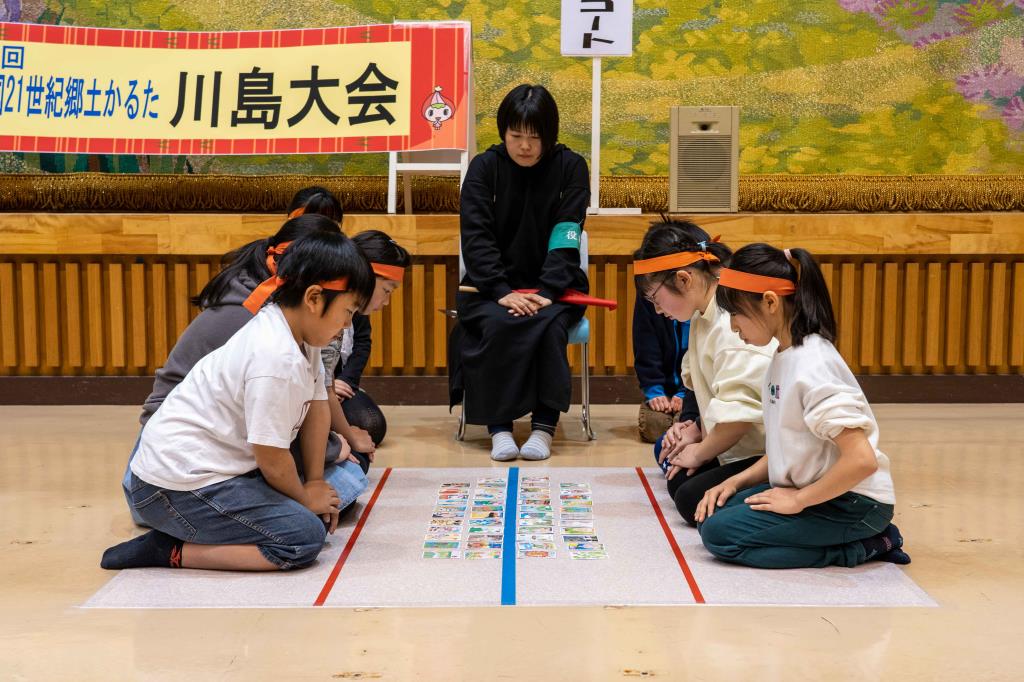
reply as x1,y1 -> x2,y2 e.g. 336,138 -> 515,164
450,84 -> 590,461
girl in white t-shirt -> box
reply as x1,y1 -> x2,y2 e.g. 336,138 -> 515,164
633,220 -> 773,526
696,243 -> 910,568
101,231 -> 376,572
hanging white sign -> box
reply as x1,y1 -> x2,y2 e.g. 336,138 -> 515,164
560,0 -> 634,57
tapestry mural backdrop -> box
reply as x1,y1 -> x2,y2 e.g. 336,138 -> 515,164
2,0 -> 1023,177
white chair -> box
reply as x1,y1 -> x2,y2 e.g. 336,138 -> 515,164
455,231 -> 594,441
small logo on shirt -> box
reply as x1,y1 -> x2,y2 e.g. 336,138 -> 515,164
768,382 -> 781,404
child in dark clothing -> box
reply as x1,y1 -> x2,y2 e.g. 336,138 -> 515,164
633,290 -> 700,444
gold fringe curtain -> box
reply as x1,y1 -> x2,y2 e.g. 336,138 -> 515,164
0,173 -> 1022,213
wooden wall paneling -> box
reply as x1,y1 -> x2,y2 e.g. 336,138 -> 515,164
369,309 -> 384,370
41,263 -> 60,369
902,262 -> 922,372
129,262 -> 148,369
881,261 -> 899,371
171,263 -> 190,341
587,263 -> 598,371
838,262 -> 857,372
988,262 -> 1008,372
603,262 -> 617,372
389,280 -> 405,371
966,262 -> 987,371
61,262 -> 82,370
107,263 -> 126,370
19,262 -> 39,368
0,262 -> 17,367
1011,263 -> 1024,371
411,264 -> 426,369
860,262 -> 879,372
150,263 -> 168,371
432,263 -> 448,370
85,262 -> 104,369
945,262 -> 965,372
924,262 -> 943,371
625,264 -> 636,372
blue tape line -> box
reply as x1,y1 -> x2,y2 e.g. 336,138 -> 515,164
500,466 -> 519,606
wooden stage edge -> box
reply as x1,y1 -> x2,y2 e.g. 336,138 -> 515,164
1,375 -> 1022,406
3,212 -> 1024,257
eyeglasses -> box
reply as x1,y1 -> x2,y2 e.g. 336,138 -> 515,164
643,275 -> 671,304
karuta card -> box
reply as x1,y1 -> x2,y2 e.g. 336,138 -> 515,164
560,526 -> 595,534
428,518 -> 463,527
517,549 -> 556,558
424,532 -> 462,542
422,550 -> 462,559
465,549 -> 502,560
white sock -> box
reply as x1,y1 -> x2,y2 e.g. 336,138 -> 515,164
490,432 -> 519,461
519,430 -> 553,461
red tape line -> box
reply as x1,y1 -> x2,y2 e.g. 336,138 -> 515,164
635,467 -> 705,604
313,467 -> 392,606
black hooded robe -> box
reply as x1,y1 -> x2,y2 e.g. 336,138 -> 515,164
449,142 -> 590,425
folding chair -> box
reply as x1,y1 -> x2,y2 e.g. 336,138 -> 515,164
454,231 -> 594,441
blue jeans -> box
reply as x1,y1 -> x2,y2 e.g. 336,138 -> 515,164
698,483 -> 894,569
128,471 -> 327,569
123,432 -> 369,527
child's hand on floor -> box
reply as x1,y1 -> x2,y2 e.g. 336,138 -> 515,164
648,396 -> 672,413
303,479 -> 340,517
347,427 -> 376,458
334,379 -> 356,400
660,420 -> 700,460
695,480 -> 738,522
745,487 -> 805,515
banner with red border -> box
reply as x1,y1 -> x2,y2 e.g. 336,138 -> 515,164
0,21 -> 470,155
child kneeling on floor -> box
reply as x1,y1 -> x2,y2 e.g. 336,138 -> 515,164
695,244 -> 910,568
102,230 -> 375,571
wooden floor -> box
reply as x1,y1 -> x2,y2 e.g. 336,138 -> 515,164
2,403 -> 1022,681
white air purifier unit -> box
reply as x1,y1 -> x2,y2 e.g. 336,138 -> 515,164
669,105 -> 739,213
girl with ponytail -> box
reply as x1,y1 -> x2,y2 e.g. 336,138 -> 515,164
695,244 -> 910,569
633,220 -> 775,526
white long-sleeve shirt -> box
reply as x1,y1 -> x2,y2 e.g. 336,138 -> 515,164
682,300 -> 775,464
763,334 -> 895,504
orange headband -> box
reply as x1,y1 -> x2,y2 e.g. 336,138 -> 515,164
371,263 -> 405,281
243,241 -> 349,313
243,275 -> 350,314
633,251 -> 719,275
718,268 -> 796,296
288,207 -> 305,219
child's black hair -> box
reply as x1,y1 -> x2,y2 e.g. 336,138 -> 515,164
192,214 -> 342,309
288,185 -> 344,223
715,243 -> 837,346
496,84 -> 559,155
633,219 -> 732,295
352,230 -> 412,269
272,230 -> 375,314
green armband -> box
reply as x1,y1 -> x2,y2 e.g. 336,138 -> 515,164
548,222 -> 582,251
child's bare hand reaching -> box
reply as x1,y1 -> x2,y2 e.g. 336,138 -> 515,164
695,480 -> 738,523
745,487 -> 805,515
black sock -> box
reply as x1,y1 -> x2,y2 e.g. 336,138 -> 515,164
100,530 -> 184,570
860,524 -> 911,564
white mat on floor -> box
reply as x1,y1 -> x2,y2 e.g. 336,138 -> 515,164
84,467 -> 935,609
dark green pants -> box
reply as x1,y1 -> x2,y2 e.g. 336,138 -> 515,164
698,484 -> 893,569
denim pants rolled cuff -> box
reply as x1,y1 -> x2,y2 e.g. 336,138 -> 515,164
256,544 -> 318,571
